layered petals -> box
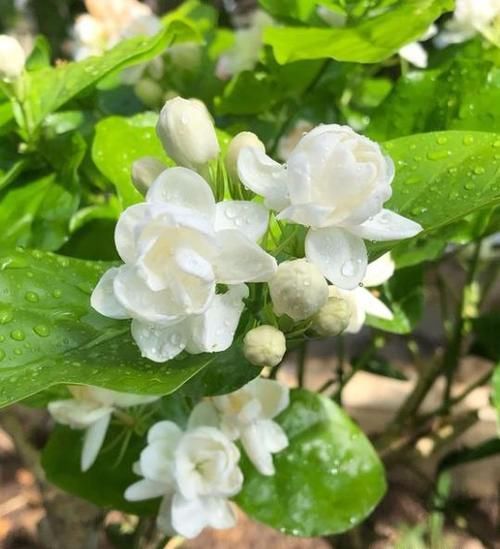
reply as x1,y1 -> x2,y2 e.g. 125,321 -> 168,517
346,209 -> 423,242
215,201 -> 268,241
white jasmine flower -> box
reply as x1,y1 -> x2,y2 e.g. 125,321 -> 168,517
91,167 -> 276,362
48,385 -> 158,472
238,124 -> 422,290
71,0 -> 159,60
435,0 -> 500,48
157,97 -> 220,170
198,378 -> 290,475
334,253 -> 395,333
312,294 -> 351,336
399,25 -> 438,68
243,325 -> 286,367
125,418 -> 242,538
0,35 -> 26,81
268,259 -> 329,321
215,11 -> 273,80
225,132 -> 265,181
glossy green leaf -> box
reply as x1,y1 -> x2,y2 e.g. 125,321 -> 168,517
22,21 -> 194,131
368,131 -> 500,260
92,113 -> 173,208
0,248 -> 211,407
367,265 -> 423,334
42,424 -> 158,515
236,389 -> 386,536
264,0 -> 453,64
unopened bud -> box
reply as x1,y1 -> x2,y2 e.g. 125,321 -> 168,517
157,96 -> 220,169
225,131 -> 265,181
312,295 -> 351,336
243,325 -> 286,367
0,35 -> 26,81
134,79 -> 164,108
131,156 -> 167,194
269,259 -> 329,321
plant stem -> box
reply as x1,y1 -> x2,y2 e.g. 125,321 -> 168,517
333,336 -> 346,404
297,341 -> 308,388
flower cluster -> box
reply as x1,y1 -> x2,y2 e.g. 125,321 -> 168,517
91,95 -> 422,363
125,377 -> 289,538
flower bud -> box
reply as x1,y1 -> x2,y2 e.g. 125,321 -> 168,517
312,294 -> 351,336
0,35 -> 26,81
269,259 -> 329,321
134,79 -> 164,108
226,131 -> 265,181
156,96 -> 220,169
131,156 -> 167,194
243,325 -> 286,367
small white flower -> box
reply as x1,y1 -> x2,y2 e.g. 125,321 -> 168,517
157,97 -> 220,170
435,0 -> 500,48
125,417 -> 242,539
238,124 -> 422,290
243,325 -> 286,367
215,11 -> 273,80
91,167 -> 276,362
334,253 -> 395,333
268,259 -> 329,321
131,156 -> 167,194
225,132 -> 265,182
48,385 -> 158,472
200,378 -> 290,475
312,295 -> 351,336
399,25 -> 438,68
0,35 -> 26,81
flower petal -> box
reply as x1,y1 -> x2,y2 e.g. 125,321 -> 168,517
147,420 -> 183,444
346,209 -> 423,242
363,253 -> 395,287
131,319 -> 188,362
125,479 -> 169,501
277,203 -> 333,228
185,284 -> 249,354
399,42 -> 428,68
48,400 -> 112,429
81,413 -> 111,472
240,422 -> 275,475
146,167 -> 216,220
156,494 -> 175,535
140,440 -> 177,484
215,201 -> 269,241
114,203 -> 157,264
357,287 -> 394,321
187,401 -> 220,430
214,230 -> 277,284
305,227 -> 367,290
91,267 -> 130,319
247,378 -> 289,419
237,147 -> 289,210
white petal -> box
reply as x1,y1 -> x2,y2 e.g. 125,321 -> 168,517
114,203 -> 157,264
81,413 -> 111,472
399,42 -> 428,68
171,493 -> 209,538
187,401 -> 220,430
109,392 -> 159,408
215,201 -> 269,241
185,284 -> 249,354
305,227 -> 367,290
91,267 -> 130,319
259,419 -> 289,454
48,400 -> 112,429
247,378 -> 289,419
203,497 -> 236,530
346,209 -> 423,242
357,287 -> 394,321
125,479 -> 169,501
156,494 -> 176,536
146,167 -> 216,220
339,289 -> 366,334
237,147 -> 289,211
363,253 -> 395,287
131,319 -> 188,363
214,230 -> 277,284
147,420 -> 183,444
277,203 -> 334,228
140,440 -> 177,484
241,423 -> 275,475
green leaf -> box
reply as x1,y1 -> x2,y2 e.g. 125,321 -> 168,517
236,389 -> 386,536
366,265 -> 423,334
42,424 -> 158,515
264,0 -> 453,64
0,248 -> 211,408
438,438 -> 500,472
366,56 -> 500,141
25,35 -> 51,71
92,113 -> 173,208
22,21 -> 195,131
368,131 -> 500,260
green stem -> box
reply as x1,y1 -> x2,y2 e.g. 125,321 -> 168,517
0,158 -> 29,192
332,343 -> 373,402
333,336 -> 345,404
297,341 -> 308,388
